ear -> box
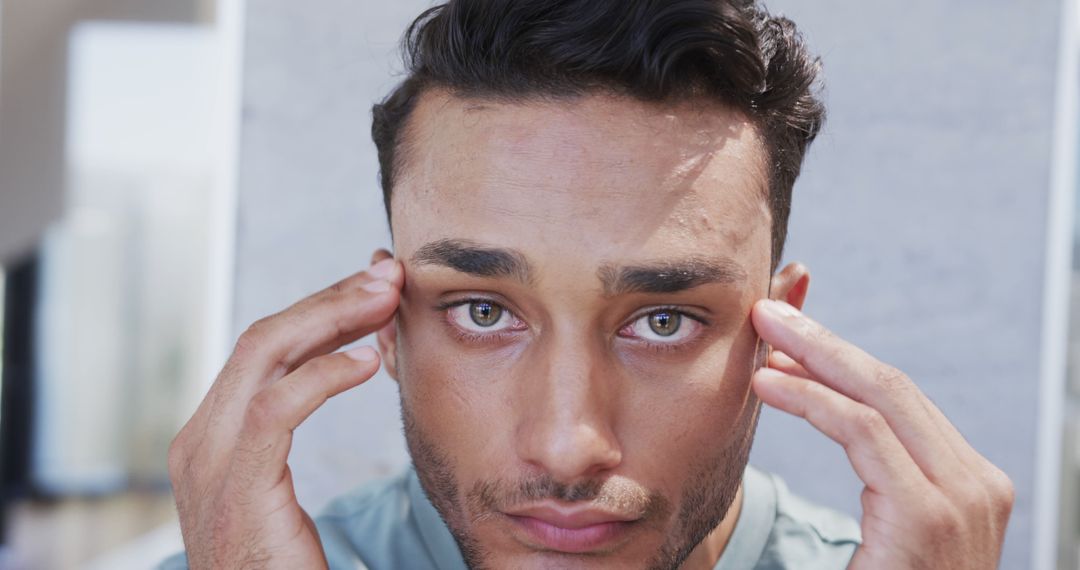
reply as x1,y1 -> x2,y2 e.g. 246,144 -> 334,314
376,322 -> 400,382
371,248 -> 400,382
769,262 -> 811,311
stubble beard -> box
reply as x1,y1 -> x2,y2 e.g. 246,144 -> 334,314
400,398 -> 762,570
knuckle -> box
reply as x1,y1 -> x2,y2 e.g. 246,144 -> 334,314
848,406 -> 886,438
797,382 -> 832,418
873,364 -> 911,394
244,391 -> 278,431
859,487 -> 881,513
327,278 -> 349,296
987,467 -> 1016,515
820,342 -> 846,364
999,478 -> 1016,508
802,320 -> 834,349
794,377 -> 821,399
235,318 -> 272,357
166,434 -> 188,480
805,326 -> 847,367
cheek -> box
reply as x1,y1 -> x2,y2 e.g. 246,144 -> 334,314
621,318 -> 759,452
396,304 -> 519,469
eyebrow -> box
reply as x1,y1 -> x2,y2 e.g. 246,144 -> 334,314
598,256 -> 747,296
411,238 -> 533,283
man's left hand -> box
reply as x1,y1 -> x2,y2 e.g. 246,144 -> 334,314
751,299 -> 1015,569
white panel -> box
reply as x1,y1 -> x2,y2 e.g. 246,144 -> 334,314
34,23 -> 219,491
1034,0 -> 1080,566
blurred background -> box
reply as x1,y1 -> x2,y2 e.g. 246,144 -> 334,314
0,0 -> 1076,568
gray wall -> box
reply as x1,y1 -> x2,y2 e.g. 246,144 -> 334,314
235,1 -> 1063,568
234,0 -> 415,505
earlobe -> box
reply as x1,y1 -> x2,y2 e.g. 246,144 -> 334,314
771,262 -> 811,311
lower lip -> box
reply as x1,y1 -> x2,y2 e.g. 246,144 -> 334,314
507,515 -> 633,554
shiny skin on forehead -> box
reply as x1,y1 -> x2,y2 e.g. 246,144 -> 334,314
391,91 -> 773,277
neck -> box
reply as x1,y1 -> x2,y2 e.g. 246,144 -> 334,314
679,481 -> 744,570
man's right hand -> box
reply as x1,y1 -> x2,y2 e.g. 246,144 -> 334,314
167,256 -> 403,570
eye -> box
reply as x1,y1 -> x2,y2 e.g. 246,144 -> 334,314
447,300 -> 521,333
622,308 -> 701,344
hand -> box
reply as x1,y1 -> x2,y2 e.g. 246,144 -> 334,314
750,299 -> 1014,569
167,256 -> 403,570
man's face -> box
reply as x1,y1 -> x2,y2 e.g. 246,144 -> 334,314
383,91 -> 778,569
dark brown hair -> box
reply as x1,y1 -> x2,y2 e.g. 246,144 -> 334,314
372,0 -> 825,268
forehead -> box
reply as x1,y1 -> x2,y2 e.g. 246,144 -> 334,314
391,91 -> 772,272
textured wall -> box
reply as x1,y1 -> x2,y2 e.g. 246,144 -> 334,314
235,1 -> 1062,567
233,0 -> 417,503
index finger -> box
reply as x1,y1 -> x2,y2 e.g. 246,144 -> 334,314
237,258 -> 404,380
179,258 -> 403,465
199,259 -> 402,427
750,299 -> 967,482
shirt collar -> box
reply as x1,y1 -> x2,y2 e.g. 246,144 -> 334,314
713,465 -> 776,570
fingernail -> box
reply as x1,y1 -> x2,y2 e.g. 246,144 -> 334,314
344,346 -> 378,362
362,279 -> 392,293
369,258 -> 396,279
763,300 -> 801,319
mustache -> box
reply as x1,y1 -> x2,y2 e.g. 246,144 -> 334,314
465,474 -> 672,523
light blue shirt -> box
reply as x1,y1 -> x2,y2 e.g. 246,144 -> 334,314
160,464 -> 861,569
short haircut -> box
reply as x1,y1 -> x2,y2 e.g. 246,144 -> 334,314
372,0 -> 825,269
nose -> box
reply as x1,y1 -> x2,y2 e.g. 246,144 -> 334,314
514,333 -> 622,483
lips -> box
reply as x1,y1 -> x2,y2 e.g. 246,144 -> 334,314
503,503 -> 638,554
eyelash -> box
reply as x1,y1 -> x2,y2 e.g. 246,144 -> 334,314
435,298 -> 710,351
